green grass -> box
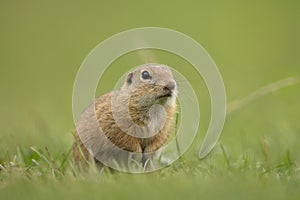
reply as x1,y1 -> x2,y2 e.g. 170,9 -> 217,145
1,0 -> 300,199
1,81 -> 300,199
0,139 -> 300,200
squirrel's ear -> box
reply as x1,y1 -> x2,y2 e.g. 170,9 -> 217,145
126,72 -> 133,84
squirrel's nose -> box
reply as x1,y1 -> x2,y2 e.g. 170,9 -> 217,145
164,81 -> 176,92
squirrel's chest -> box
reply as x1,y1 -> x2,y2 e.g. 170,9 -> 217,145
130,105 -> 168,136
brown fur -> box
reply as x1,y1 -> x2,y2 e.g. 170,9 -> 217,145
73,64 -> 177,169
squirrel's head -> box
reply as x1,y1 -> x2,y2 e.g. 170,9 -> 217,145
122,64 -> 177,108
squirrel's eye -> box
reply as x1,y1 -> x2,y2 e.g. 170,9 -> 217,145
141,70 -> 151,80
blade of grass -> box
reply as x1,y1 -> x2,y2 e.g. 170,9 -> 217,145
220,144 -> 230,169
227,76 -> 299,113
174,112 -> 181,158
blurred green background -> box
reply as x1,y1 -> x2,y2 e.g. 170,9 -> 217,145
0,0 -> 299,199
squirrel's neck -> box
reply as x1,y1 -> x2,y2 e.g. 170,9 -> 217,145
111,89 -> 175,139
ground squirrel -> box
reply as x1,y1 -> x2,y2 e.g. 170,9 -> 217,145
73,64 -> 177,170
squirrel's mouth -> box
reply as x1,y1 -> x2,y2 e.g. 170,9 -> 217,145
157,93 -> 172,99
156,82 -> 176,99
